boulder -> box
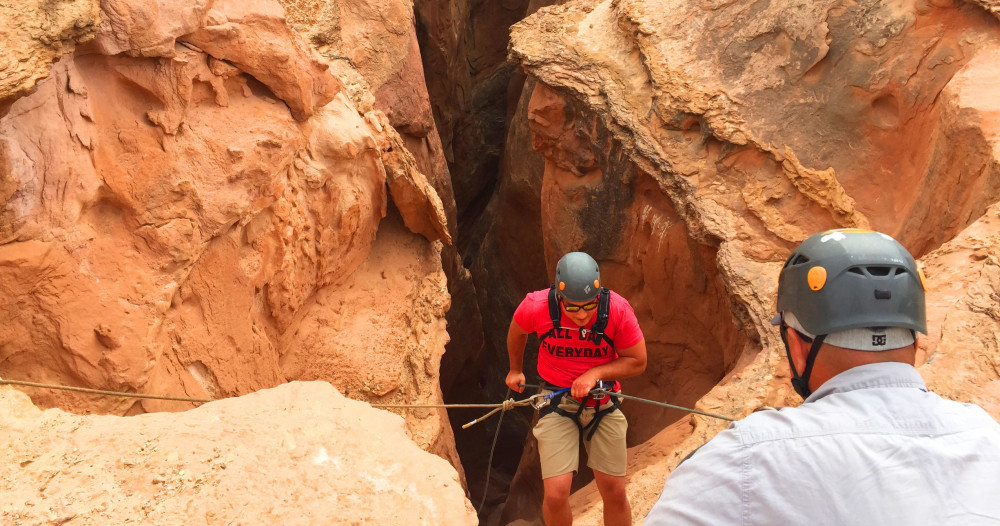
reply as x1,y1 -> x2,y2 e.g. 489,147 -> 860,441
0,381 -> 477,525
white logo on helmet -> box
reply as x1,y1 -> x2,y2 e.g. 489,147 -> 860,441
820,232 -> 846,243
584,285 -> 592,294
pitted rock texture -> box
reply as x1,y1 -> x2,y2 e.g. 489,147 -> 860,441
273,0 -> 489,470
0,0 -> 458,479
503,0 -> 1000,523
277,0 -> 456,230
0,0 -> 101,118
0,381 -> 478,525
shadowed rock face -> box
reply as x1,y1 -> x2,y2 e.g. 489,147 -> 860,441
507,0 -> 1000,522
0,0 -> 460,488
526,82 -> 752,445
410,2 -> 571,515
499,81 -> 754,524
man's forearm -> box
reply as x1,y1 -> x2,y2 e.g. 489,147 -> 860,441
507,334 -> 527,371
585,356 -> 646,382
505,321 -> 530,393
582,339 -> 648,384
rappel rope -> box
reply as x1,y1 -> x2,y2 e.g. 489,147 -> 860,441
477,387 -> 510,513
1,376 -> 735,512
0,378 -> 213,403
520,383 -> 736,422
0,377 -> 735,423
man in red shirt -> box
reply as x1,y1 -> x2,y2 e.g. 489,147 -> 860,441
506,251 -> 647,526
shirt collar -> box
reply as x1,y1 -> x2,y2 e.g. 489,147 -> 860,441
804,362 -> 927,404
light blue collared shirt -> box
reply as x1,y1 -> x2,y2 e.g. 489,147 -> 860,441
645,362 -> 1000,525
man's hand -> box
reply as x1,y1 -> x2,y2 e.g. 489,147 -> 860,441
571,371 -> 600,398
506,370 -> 526,393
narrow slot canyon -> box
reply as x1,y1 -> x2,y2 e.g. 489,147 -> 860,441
435,72 -> 757,521
3,0 -> 1000,524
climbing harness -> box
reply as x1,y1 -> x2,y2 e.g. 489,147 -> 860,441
522,382 -> 735,422
540,285 -> 614,347
533,380 -> 622,447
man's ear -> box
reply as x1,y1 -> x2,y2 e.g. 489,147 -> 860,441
785,328 -> 809,372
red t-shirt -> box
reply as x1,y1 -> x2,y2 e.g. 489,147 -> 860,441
513,288 -> 643,390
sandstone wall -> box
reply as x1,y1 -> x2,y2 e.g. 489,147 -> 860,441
5,0 -> 1000,523
274,0 -> 492,414
0,0 -> 101,118
0,0 -> 460,479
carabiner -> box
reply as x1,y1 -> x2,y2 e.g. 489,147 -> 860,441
589,380 -> 610,400
530,387 -> 570,409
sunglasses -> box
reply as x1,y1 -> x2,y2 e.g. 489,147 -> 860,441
561,299 -> 599,312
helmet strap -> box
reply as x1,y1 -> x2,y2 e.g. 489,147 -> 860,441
780,326 -> 826,399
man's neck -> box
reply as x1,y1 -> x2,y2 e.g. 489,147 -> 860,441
809,344 -> 917,391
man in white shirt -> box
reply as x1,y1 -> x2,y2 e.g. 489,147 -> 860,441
645,229 -> 1000,526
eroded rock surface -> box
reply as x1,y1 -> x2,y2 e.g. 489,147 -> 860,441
5,0 -> 1000,523
278,0 -> 456,230
0,0 -> 459,481
273,3 -> 502,498
0,0 -> 101,118
0,381 -> 477,525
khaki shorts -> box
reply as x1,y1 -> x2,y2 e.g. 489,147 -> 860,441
532,390 -> 628,478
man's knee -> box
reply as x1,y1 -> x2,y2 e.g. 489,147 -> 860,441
544,490 -> 571,509
594,472 -> 629,502
543,473 -> 574,503
603,484 -> 629,505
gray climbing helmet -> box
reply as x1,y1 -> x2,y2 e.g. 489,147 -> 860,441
555,252 -> 601,302
776,229 -> 927,336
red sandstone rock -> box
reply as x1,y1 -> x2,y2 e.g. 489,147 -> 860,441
277,0 -> 457,230
0,0 -> 459,492
6,0 -> 1000,523
273,4 -> 484,486
0,0 -> 101,117
0,381 -> 477,524
92,0 -> 212,57
183,0 -> 341,122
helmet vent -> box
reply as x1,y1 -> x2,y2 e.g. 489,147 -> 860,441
791,255 -> 810,266
847,266 -> 896,277
867,266 -> 892,277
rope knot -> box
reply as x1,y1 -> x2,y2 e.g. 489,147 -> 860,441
501,398 -> 516,412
